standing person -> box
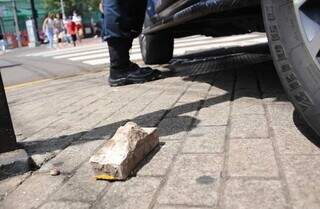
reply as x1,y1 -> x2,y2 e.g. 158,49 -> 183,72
42,14 -> 55,48
102,0 -> 160,86
0,34 -> 7,53
54,13 -> 64,48
72,11 -> 82,43
66,17 -> 77,47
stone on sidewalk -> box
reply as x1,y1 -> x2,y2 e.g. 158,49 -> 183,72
89,122 -> 159,180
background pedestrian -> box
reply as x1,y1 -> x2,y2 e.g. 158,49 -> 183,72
72,11 -> 83,44
54,13 -> 65,48
42,14 -> 55,48
0,34 -> 7,53
66,16 -> 77,47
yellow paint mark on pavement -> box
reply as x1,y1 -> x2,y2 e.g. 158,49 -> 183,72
5,79 -> 53,91
95,174 -> 116,181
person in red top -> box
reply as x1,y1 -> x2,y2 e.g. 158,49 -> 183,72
66,17 -> 77,46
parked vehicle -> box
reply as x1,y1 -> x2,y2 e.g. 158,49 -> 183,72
139,0 -> 320,136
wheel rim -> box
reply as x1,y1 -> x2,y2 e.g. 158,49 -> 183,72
294,0 -> 320,66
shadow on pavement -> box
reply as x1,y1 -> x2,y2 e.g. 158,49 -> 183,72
293,110 -> 320,149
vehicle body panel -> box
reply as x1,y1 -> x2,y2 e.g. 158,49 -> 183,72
145,0 -> 261,34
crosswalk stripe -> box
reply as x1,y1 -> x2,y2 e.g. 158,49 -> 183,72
24,33 -> 267,66
27,33 -> 262,58
68,35 -> 265,61
53,49 -> 108,59
26,43 -> 107,57
83,53 -> 142,65
60,34 -> 265,60
82,36 -> 267,66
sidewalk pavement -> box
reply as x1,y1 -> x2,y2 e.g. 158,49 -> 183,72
0,54 -> 319,209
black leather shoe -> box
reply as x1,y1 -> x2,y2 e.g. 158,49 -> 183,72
108,64 -> 161,87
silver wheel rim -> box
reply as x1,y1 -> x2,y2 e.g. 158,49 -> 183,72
294,0 -> 320,67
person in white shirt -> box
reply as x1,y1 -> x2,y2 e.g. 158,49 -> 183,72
72,11 -> 83,43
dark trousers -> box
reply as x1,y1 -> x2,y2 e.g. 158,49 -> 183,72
103,0 -> 148,69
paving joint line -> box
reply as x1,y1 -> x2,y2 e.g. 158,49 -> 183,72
35,139 -> 112,209
147,78 -> 201,209
148,75 -> 216,209
256,68 -> 294,209
216,68 -> 236,209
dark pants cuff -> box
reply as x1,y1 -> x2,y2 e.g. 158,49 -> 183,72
107,38 -> 133,69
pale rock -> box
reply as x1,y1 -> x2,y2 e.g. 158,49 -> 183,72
89,122 -> 159,180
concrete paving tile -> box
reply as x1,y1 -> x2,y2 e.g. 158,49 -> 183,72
158,117 -> 194,141
159,76 -> 191,85
273,126 -> 320,155
281,155 -> 320,209
0,172 -> 31,201
51,162 -> 107,202
230,114 -> 269,138
232,91 -> 265,115
23,134 -> 77,167
223,179 -> 287,209
262,93 -> 289,104
39,139 -> 104,174
138,90 -> 184,118
0,173 -> 65,209
39,201 -> 91,209
137,141 -> 181,176
80,122 -> 119,141
232,99 -> 265,115
12,114 -> 62,141
208,82 -> 233,96
189,76 -> 212,91
167,102 -> 201,118
178,91 -> 207,103
197,95 -> 231,126
106,88 -> 148,104
182,126 -> 226,153
266,104 -> 295,127
55,94 -> 102,115
197,108 -> 230,126
112,90 -> 164,120
228,138 -> 278,177
154,205 -> 208,209
94,177 -> 161,209
158,154 -> 223,206
133,110 -> 167,127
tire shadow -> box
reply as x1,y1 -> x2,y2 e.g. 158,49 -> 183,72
293,110 -> 320,148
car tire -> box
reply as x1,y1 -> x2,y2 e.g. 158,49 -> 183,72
262,0 -> 320,136
139,32 -> 174,65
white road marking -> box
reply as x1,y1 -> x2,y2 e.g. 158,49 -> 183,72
24,33 -> 267,66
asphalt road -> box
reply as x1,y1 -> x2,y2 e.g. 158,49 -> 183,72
0,45 -> 106,87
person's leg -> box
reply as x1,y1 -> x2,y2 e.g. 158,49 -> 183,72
48,32 -> 54,48
103,0 -> 160,86
72,34 -> 77,47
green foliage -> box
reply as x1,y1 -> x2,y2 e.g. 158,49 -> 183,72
43,0 -> 100,17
